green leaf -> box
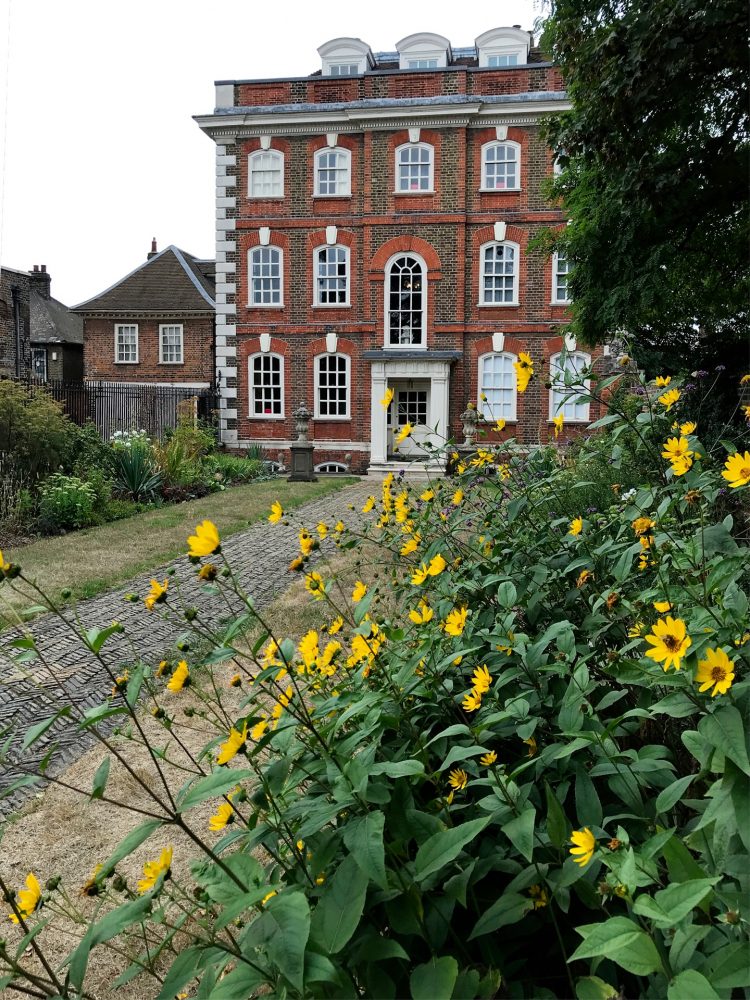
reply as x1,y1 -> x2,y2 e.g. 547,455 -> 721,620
469,892 -> 534,940
210,963 -> 267,997
310,854 -> 368,954
633,878 -> 717,926
570,917 -> 662,976
574,765 -> 603,827
410,955 -> 458,1000
21,707 -> 70,750
440,745 -> 490,771
707,942 -> 750,988
84,622 -> 124,654
667,970 -> 720,1000
415,816 -> 490,882
342,811 -> 388,889
502,808 -> 536,861
497,581 -> 517,608
370,759 -> 425,778
177,769 -> 254,811
90,756 -> 110,800
655,775 -> 694,814
68,894 -> 153,991
264,892 -> 311,991
576,976 -> 620,1000
78,704 -> 127,729
424,724 -> 472,748
156,946 -> 208,1000
699,706 -> 750,776
98,819 -> 163,879
545,782 -> 568,848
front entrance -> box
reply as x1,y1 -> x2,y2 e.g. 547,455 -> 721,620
387,380 -> 431,458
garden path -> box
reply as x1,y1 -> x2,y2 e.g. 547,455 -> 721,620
0,479 -> 375,816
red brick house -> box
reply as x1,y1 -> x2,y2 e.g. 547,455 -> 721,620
195,27 -> 606,475
73,243 -> 216,390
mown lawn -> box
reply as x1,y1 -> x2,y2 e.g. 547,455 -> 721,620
1,477 -> 357,624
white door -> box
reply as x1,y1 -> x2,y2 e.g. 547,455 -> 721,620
388,381 -> 431,457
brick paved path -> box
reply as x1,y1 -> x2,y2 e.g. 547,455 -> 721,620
0,480 -> 375,816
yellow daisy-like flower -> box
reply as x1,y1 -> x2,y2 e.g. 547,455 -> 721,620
679,421 -> 697,435
8,873 -> 42,924
695,648 -> 735,697
514,352 -> 534,394
251,718 -> 268,741
396,422 -> 413,444
334,520 -> 345,534
444,606 -> 468,637
298,630 -> 320,669
661,436 -> 693,463
742,405 -> 750,420
653,601 -> 673,613
362,495 -> 376,513
658,388 -> 681,411
644,616 -> 692,671
529,884 -> 549,908
209,802 -> 235,831
144,578 -> 168,611
740,374 -> 750,385
166,660 -> 189,692
409,600 -> 434,625
352,581 -> 368,603
569,828 -> 596,868
299,529 -> 314,557
552,413 -> 564,438
216,722 -> 248,765
632,517 -> 655,537
452,488 -> 464,505
187,520 -> 221,558
628,622 -> 645,638
471,664 -> 492,695
138,847 -> 173,894
427,553 -> 447,576
569,516 -> 583,536
305,571 -> 326,599
411,563 -> 429,585
671,455 -> 694,477
229,673 -> 242,688
523,735 -> 537,757
655,375 -> 671,387
722,451 -> 750,489
198,563 -> 217,581
462,690 -> 482,712
400,535 -> 420,556
576,569 -> 593,588
495,418 -> 506,432
480,750 -> 497,766
380,387 -> 394,408
448,768 -> 468,791
420,488 -> 435,502
316,522 -> 328,540
268,501 -> 283,524
328,616 -> 343,635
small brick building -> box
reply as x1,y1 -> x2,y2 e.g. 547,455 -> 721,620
74,243 -> 216,390
195,27 -> 606,475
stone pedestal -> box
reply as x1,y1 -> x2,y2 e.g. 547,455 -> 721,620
288,442 -> 317,482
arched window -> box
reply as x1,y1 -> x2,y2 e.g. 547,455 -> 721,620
314,148 -> 351,196
248,149 -> 284,198
481,141 -> 521,191
315,353 -> 350,418
248,247 -> 283,306
395,143 -> 434,192
314,245 -> 350,306
315,461 -> 349,473
249,352 -> 284,418
549,351 -> 591,422
552,252 -> 571,304
386,254 -> 426,347
480,242 -> 519,305
478,353 -> 517,421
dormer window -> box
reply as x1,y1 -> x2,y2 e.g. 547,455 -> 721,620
475,26 -> 530,68
318,37 -> 373,77
396,32 -> 451,71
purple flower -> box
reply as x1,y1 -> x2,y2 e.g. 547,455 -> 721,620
715,365 -> 726,372
694,370 -> 709,378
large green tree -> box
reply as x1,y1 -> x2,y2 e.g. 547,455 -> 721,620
541,0 -> 749,373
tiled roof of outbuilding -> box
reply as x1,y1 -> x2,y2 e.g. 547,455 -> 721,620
30,293 -> 83,344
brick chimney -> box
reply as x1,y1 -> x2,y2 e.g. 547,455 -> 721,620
147,237 -> 158,260
29,263 -> 51,299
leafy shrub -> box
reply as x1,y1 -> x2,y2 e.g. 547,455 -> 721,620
162,419 -> 216,461
68,422 -> 115,479
100,498 -> 145,522
205,452 -> 265,483
111,441 -> 162,502
0,379 -> 76,478
37,473 -> 96,531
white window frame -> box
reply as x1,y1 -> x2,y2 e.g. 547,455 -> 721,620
407,58 -> 439,69
549,351 -> 591,422
479,241 -> 520,306
318,38 -> 373,77
315,461 -> 349,473
327,63 -> 359,76
481,140 -> 521,191
486,53 -> 520,67
395,142 -> 434,193
385,252 -> 427,349
115,323 -> 139,364
478,352 -> 517,422
248,149 -> 284,199
552,252 -> 571,304
248,246 -> 283,307
314,353 -> 351,420
248,352 -> 284,419
313,245 -> 351,307
159,323 -> 184,364
314,147 -> 352,197
396,32 -> 450,70
475,27 -> 529,67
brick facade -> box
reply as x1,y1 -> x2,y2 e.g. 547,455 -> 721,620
83,316 -> 215,384
197,33 -> 604,473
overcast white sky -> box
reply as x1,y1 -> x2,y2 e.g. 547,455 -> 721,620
0,0 -> 539,306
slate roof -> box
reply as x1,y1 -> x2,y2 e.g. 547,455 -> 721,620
72,246 -> 215,314
30,293 -> 83,345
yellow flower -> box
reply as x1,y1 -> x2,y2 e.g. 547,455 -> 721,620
251,718 -> 268,741
144,578 -> 168,611
156,659 -> 169,677
427,553 -> 447,576
268,501 -> 284,524
261,890 -> 277,905
644,616 -> 692,671
742,405 -> 750,420
523,735 -> 537,757
396,423 -> 413,444
317,641 -> 341,676
229,673 -> 242,687
198,563 -> 217,581
628,622 -> 645,638
638,553 -> 650,571
452,488 -> 464,505
576,569 -> 593,588
362,495 -> 376,513
444,607 -> 468,637
420,488 -> 435,502
299,529 -> 314,556
334,520 -> 345,534
655,375 -> 671,387
305,572 -> 326,599
209,802 -> 235,831
352,581 -> 368,603
216,723 -> 248,764
448,768 -> 468,791
8,873 -> 42,924
658,388 -> 681,411
679,421 -> 697,435
0,549 -> 11,574
653,601 -> 673,613
315,522 -> 328,540
411,563 -> 429,585
740,374 -> 750,385
529,884 -> 549,909
632,517 -> 656,537
569,517 -> 583,536
328,616 -> 343,635
514,352 -> 534,394
695,648 -> 735,697
495,418 -> 506,432
409,600 -> 434,625
167,660 -> 189,692
471,664 -> 492,695
480,750 -> 497,766
138,847 -> 173,894
722,451 -> 750,489
298,630 -> 320,669
462,690 -> 482,712
187,520 -> 221,558
569,828 -> 596,868
552,413 -> 564,438
671,455 -> 693,477
661,436 -> 693,463
400,535 -> 420,556
380,387 -> 394,408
